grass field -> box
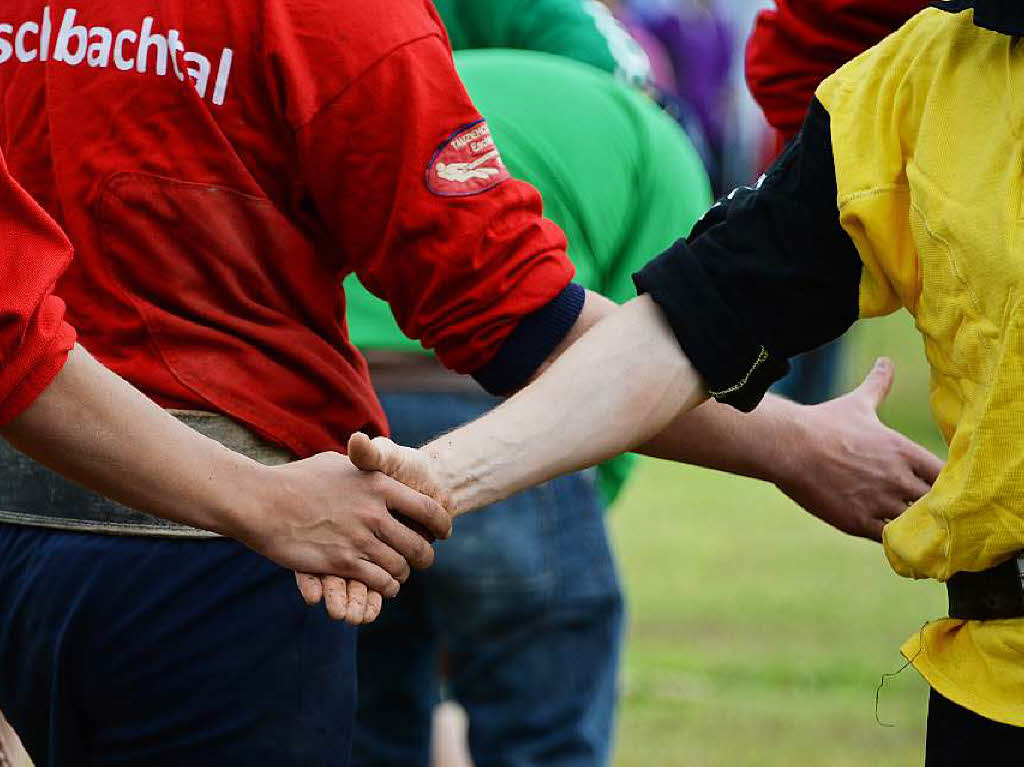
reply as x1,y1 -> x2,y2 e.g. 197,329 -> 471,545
609,311 -> 947,766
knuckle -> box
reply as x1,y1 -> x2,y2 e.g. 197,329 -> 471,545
365,472 -> 388,493
414,545 -> 435,569
364,569 -> 388,591
352,530 -> 376,552
335,553 -> 357,573
352,503 -> 376,526
423,497 -> 444,521
364,506 -> 389,531
319,451 -> 345,469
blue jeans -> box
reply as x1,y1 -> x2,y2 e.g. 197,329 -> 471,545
353,392 -> 624,767
0,526 -> 356,767
771,339 -> 843,405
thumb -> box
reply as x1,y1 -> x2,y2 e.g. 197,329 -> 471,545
348,432 -> 384,473
350,432 -> 452,513
348,433 -> 429,497
854,357 -> 895,411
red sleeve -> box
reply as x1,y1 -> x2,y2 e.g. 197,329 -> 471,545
0,153 -> 76,426
292,33 -> 575,374
745,0 -> 929,141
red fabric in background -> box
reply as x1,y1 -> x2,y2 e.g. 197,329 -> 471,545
746,0 -> 928,142
0,151 -> 75,425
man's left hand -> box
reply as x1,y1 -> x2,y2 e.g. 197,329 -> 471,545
772,357 -> 943,542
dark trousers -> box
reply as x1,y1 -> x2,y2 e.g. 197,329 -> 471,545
0,525 -> 356,767
926,688 -> 1024,765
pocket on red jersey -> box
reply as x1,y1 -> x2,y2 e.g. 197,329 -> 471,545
96,172 -> 374,453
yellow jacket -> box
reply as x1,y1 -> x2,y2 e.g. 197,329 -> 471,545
819,5 -> 1024,726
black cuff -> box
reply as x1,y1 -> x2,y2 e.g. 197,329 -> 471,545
473,282 -> 586,396
633,240 -> 789,412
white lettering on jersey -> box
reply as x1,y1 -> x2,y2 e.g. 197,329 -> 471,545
54,7 -> 86,65
15,21 -> 38,62
0,7 -> 233,107
0,25 -> 13,64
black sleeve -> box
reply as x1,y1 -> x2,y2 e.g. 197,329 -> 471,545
633,97 -> 862,412
472,282 -> 586,396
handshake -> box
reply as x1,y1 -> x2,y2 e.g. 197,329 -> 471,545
233,357 -> 945,628
237,432 -> 456,627
3,336 -> 942,631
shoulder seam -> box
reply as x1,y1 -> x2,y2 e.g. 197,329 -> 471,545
293,32 -> 446,132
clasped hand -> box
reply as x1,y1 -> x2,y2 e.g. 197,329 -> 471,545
230,449 -> 451,626
293,360 -> 945,626
294,434 -> 449,625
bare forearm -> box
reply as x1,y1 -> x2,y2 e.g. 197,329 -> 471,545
429,296 -> 707,513
0,345 -> 259,534
534,291 -> 802,483
640,394 -> 805,483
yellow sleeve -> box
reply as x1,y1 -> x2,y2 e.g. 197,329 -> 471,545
814,16 -> 930,320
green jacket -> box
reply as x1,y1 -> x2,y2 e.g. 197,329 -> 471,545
434,0 -> 651,86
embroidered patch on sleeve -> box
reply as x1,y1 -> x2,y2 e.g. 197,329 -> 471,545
426,120 -> 511,196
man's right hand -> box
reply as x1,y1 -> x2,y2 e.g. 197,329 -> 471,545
231,451 -> 451,597
293,435 -> 453,624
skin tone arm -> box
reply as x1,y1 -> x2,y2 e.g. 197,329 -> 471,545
350,295 -> 940,527
0,345 -> 453,610
302,293 -> 942,618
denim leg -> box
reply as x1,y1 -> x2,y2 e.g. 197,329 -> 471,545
435,473 -> 624,767
770,339 -> 843,405
356,393 -> 624,767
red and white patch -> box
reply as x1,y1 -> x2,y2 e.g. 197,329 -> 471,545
426,121 -> 511,196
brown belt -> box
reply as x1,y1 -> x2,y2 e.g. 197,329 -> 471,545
364,350 -> 483,395
0,410 -> 292,539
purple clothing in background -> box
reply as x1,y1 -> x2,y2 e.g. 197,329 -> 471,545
619,1 -> 733,156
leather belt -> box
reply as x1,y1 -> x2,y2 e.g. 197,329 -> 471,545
0,410 -> 292,538
947,554 -> 1024,620
364,350 -> 483,395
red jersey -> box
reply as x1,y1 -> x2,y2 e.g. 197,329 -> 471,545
746,0 -> 928,141
0,150 -> 75,425
0,1 -> 574,456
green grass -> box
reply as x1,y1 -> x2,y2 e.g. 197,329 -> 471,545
609,312 -> 946,766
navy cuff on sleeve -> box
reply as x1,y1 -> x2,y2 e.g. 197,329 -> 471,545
473,282 -> 586,396
633,241 -> 788,412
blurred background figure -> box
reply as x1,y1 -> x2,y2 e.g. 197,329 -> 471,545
607,0 -> 774,194
434,0 -> 654,87
611,0 -> 733,188
347,47 -> 711,767
747,0 -> 928,404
